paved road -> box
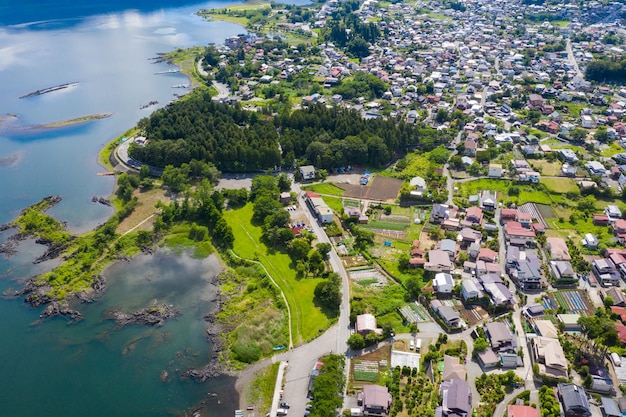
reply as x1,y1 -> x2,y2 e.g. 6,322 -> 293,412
213,80 -> 231,99
566,39 -> 583,79
268,180 -> 351,414
270,362 -> 289,417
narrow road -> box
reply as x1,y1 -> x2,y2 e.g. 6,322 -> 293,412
566,39 -> 583,79
213,81 -> 230,99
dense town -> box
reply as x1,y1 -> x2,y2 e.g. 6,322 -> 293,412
119,0 -> 626,416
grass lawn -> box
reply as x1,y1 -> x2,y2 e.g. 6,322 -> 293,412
529,159 -> 562,176
601,141 -> 625,157
323,196 -> 343,214
541,177 -> 579,194
457,178 -> 562,205
223,204 -> 331,344
552,20 -> 571,28
545,207 -> 615,245
302,182 -> 345,196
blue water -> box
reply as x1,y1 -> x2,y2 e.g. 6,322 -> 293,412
0,1 -> 256,415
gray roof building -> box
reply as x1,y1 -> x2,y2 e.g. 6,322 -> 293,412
557,383 -> 591,417
438,379 -> 472,417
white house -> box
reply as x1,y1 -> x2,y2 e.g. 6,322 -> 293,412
581,115 -> 596,129
461,279 -> 482,301
583,233 -> 598,250
488,164 -> 503,178
433,273 -> 454,293
299,165 -> 316,180
585,161 -> 606,176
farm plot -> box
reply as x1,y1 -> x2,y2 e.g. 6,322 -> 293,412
349,268 -> 388,287
353,360 -> 380,382
337,176 -> 403,201
543,290 -> 595,316
458,305 -> 489,326
398,302 -> 431,323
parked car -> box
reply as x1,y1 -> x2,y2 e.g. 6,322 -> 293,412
280,403 -> 291,409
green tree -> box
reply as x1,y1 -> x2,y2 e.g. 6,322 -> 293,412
347,334 -> 365,350
288,238 -> 311,262
316,242 -> 332,259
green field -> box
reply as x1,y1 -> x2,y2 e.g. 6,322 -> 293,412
601,142 -> 625,157
541,177 -> 579,194
323,196 -> 343,214
302,182 -> 345,196
223,204 -> 331,344
457,178 -> 562,205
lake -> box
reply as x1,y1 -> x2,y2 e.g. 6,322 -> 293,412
0,1 -> 253,415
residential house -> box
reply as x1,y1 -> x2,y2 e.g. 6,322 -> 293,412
613,219 -> 626,244
557,383 -> 591,417
478,248 -> 498,263
433,273 -> 454,294
593,214 -> 610,226
460,228 -> 482,245
585,161 -> 606,176
430,204 -> 450,224
591,258 -> 621,287
488,164 -> 503,178
356,314 -> 380,337
437,379 -> 472,417
519,171 -> 541,183
477,348 -> 500,369
426,250 -> 453,273
600,398 -> 621,417
461,279 -> 483,301
606,287 -> 626,306
534,320 -> 559,339
562,163 -> 578,177
299,165 -> 316,180
442,355 -> 466,381
362,385 -> 392,416
480,191 -> 497,211
550,261 -> 576,282
529,94 -> 544,108
507,405 -> 539,417
605,205 -> 622,221
546,237 -> 571,260
558,149 -> 579,164
431,302 -> 461,328
504,222 -> 536,247
558,314 -> 582,331
516,212 -> 533,229
582,233 -> 598,250
533,337 -> 568,378
485,321 -> 515,352
500,208 -> 517,224
463,206 -> 483,227
440,239 -> 457,259
480,274 -> 513,306
524,303 -> 546,317
581,115 -> 596,129
507,247 -> 542,290
409,176 -> 427,198
464,140 -> 477,156
305,191 -> 334,224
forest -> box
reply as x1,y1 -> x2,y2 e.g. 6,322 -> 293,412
129,90 -> 452,172
585,56 -> 626,84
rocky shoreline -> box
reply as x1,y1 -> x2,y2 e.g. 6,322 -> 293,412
0,195 -> 72,262
184,271 -> 235,382
106,301 -> 181,327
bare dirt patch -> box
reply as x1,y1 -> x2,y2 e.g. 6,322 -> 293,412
336,176 -> 403,201
116,188 -> 171,235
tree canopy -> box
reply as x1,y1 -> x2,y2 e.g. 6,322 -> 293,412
129,91 -> 450,172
